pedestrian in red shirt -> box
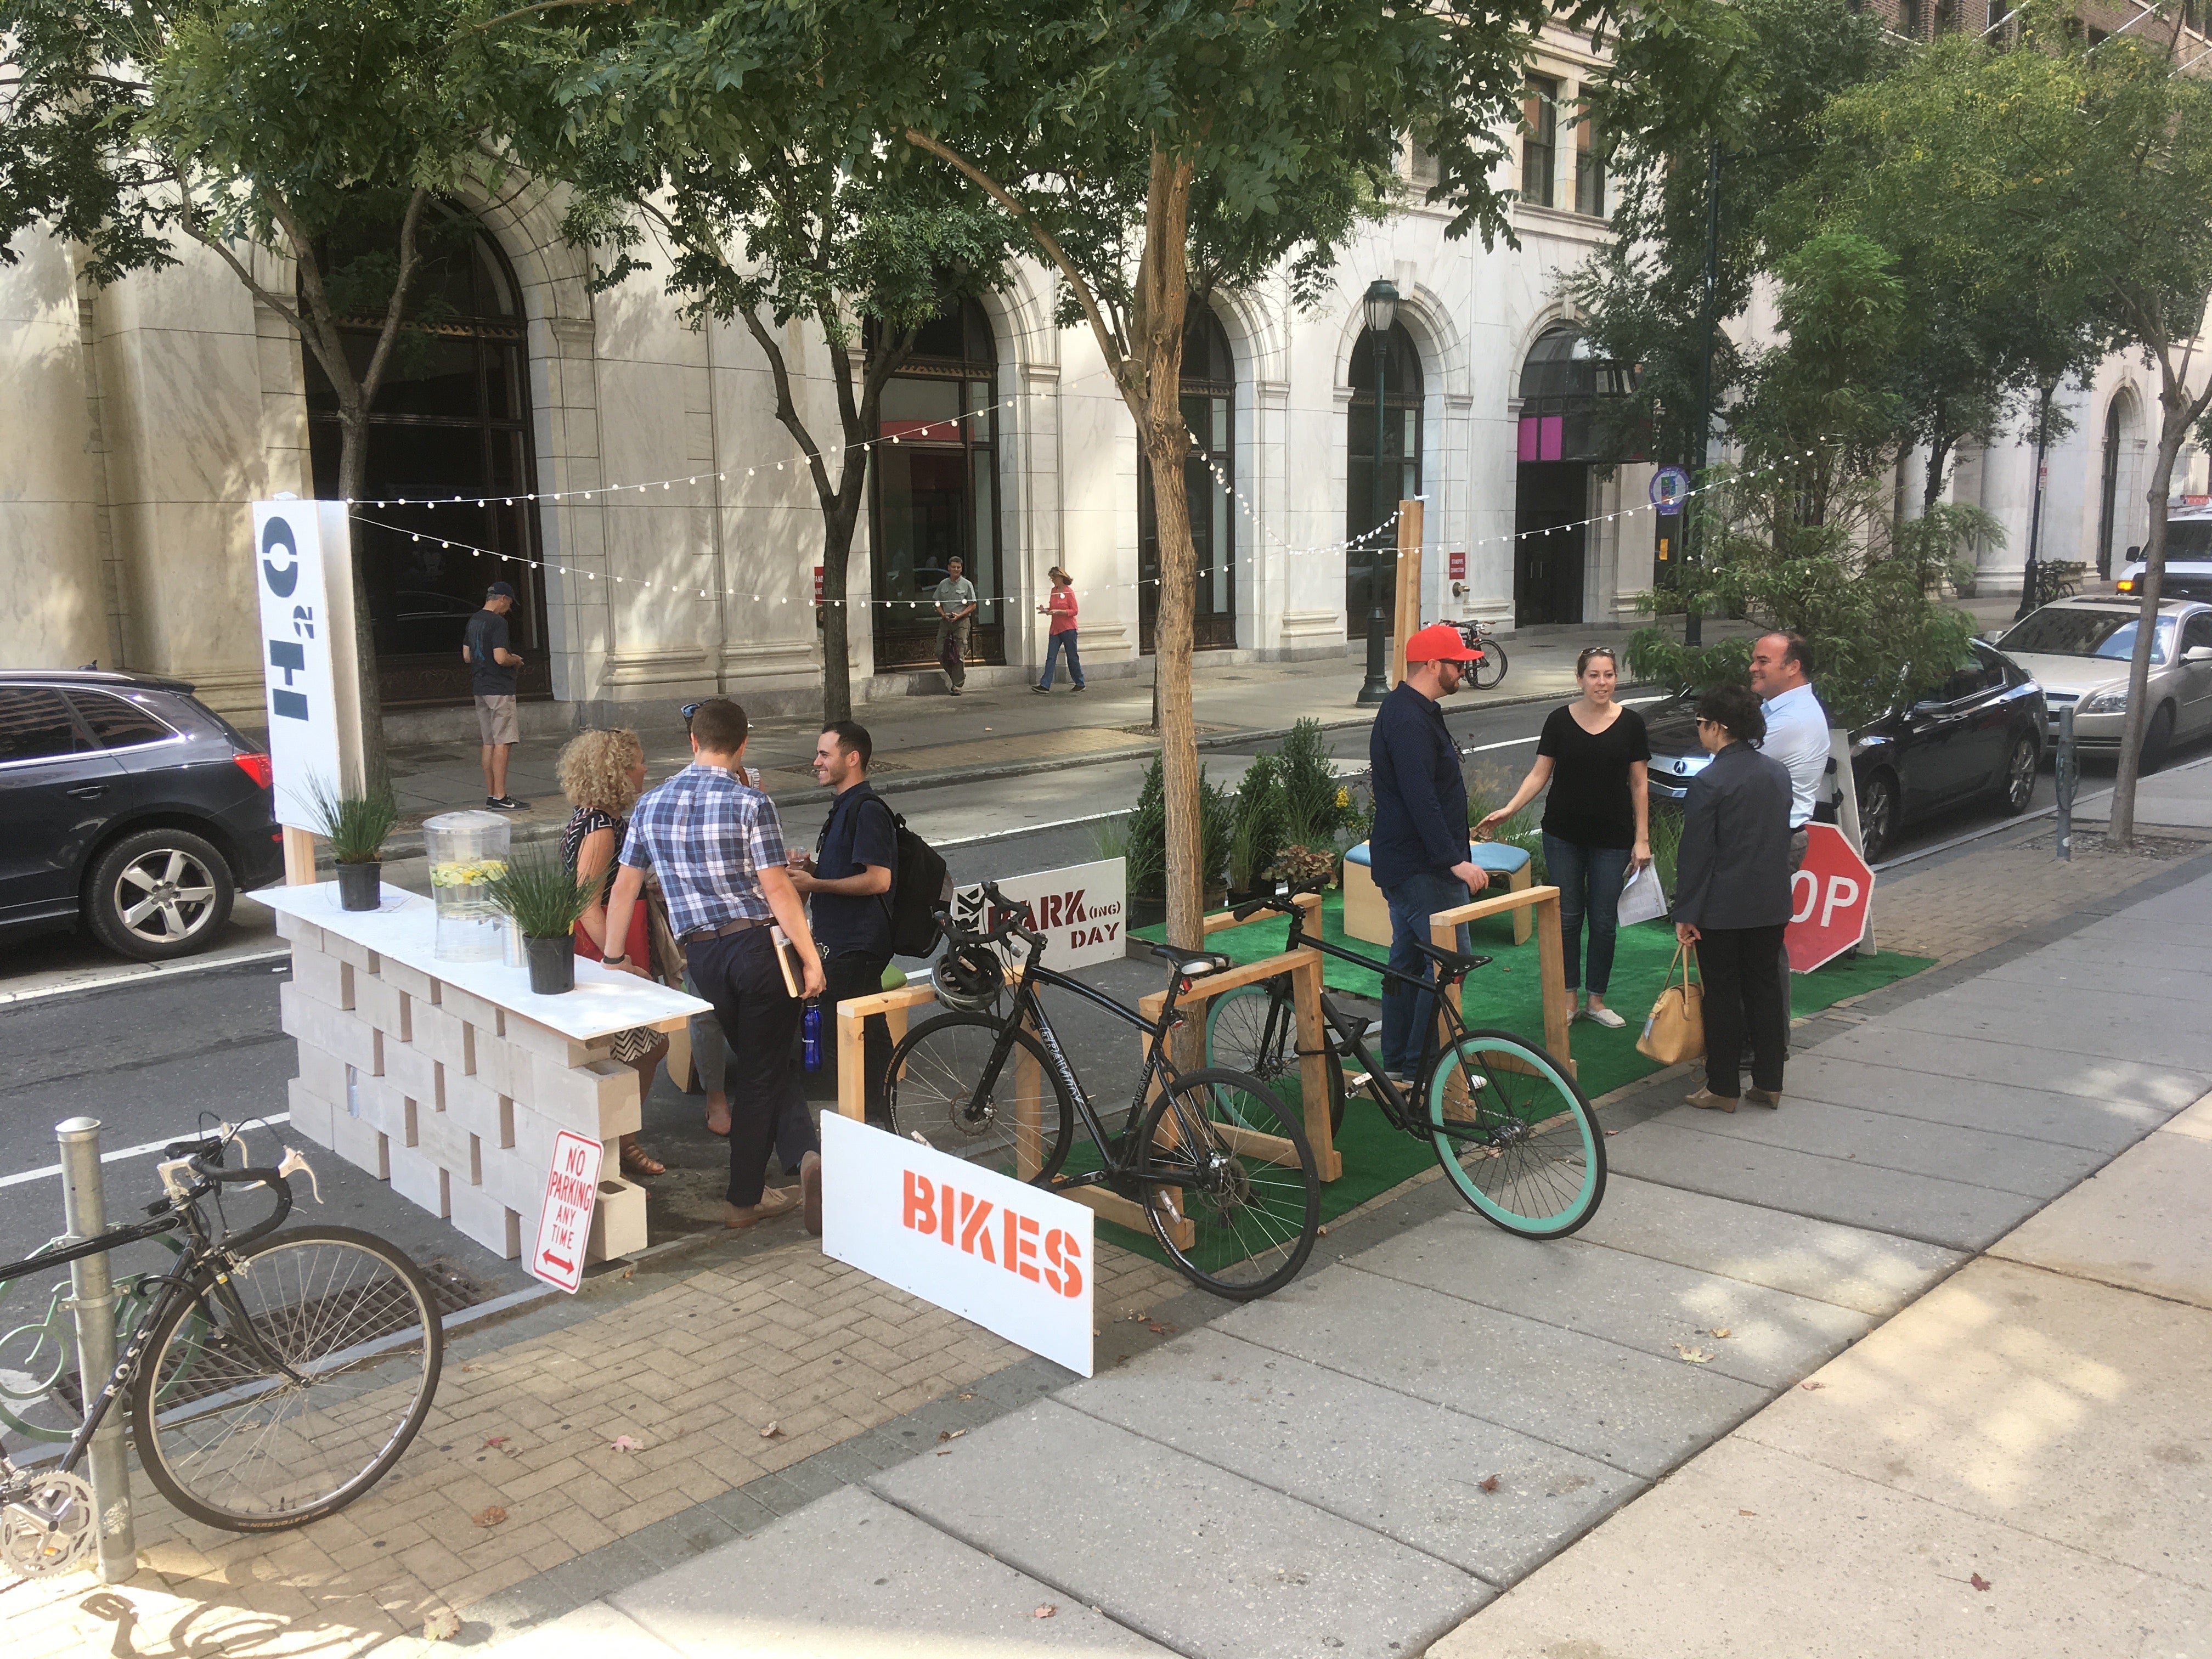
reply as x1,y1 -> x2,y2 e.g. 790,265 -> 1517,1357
1034,566 -> 1087,692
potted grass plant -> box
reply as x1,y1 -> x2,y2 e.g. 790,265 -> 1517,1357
306,775 -> 399,912
484,851 -> 601,995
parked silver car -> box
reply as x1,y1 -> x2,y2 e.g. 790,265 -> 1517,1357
1993,597 -> 2212,771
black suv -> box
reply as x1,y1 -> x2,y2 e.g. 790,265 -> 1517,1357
0,672 -> 284,960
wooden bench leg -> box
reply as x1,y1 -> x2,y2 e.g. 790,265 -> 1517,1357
1510,863 -> 1532,946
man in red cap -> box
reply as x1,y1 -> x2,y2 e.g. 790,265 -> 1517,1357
1368,622 -> 1486,1082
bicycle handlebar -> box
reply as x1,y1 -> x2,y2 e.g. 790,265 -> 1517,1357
939,879 -> 1048,953
1230,883 -> 1329,923
154,1122 -> 309,1250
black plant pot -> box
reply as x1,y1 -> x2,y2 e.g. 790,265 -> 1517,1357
336,860 -> 382,912
524,933 -> 576,995
1129,895 -> 1167,932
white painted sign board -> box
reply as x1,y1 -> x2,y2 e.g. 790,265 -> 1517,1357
820,1113 -> 1093,1377
251,500 -> 366,832
952,857 -> 1127,973
529,1130 -> 603,1293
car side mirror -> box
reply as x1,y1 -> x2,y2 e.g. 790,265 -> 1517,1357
2186,646 -> 2212,665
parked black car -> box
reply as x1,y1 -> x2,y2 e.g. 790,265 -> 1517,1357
0,672 -> 284,960
1642,641 -> 2046,862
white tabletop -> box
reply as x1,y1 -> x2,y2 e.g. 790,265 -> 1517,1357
257,882 -> 712,1041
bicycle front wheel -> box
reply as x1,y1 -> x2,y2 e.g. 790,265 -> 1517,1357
886,1012 -> 1074,1184
1203,979 -> 1346,1135
1138,1067 -> 1321,1301
128,1225 -> 443,1532
1425,1030 -> 1605,1237
1471,640 -> 1508,691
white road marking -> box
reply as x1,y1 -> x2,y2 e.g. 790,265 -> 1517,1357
0,1115 -> 291,1190
0,944 -> 289,1008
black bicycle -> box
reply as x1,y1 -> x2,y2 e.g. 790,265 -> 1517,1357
884,882 -> 1323,1300
0,1125 -> 442,1578
1203,888 -> 1606,1237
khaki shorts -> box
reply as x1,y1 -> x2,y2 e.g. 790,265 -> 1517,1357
475,694 -> 519,747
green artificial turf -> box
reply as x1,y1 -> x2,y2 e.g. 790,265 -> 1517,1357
1100,890 -> 1933,1277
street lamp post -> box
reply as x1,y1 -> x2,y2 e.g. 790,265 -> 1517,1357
1357,278 -> 1400,706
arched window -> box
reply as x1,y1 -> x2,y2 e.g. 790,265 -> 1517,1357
305,199 -> 544,708
868,297 -> 1003,669
1139,307 -> 1237,652
1346,321 -> 1423,639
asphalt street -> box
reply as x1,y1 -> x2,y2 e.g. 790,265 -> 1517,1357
0,686 -> 2143,1299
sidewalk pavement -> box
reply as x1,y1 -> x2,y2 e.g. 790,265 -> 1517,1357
372,770 -> 2204,1656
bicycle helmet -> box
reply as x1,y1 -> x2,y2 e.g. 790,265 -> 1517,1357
932,941 -> 1004,1013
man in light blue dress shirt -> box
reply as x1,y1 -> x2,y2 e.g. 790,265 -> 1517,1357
1749,633 -> 1831,863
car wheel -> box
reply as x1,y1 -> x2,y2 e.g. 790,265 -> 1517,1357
1856,773 -> 1897,865
1996,732 -> 2039,814
85,828 -> 235,961
2141,703 -> 2176,776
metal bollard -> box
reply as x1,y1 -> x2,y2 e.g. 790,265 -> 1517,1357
55,1118 -> 134,1582
2055,705 -> 2079,862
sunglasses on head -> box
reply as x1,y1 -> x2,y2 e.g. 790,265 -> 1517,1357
680,701 -> 702,721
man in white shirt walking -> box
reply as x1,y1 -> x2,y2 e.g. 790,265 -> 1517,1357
1748,633 -> 1830,871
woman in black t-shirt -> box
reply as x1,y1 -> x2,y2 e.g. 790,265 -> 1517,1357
1476,646 -> 1651,1027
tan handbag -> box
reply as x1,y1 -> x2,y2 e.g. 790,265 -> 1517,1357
1637,944 -> 1706,1065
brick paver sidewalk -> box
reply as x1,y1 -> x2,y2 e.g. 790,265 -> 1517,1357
8,1234 -> 1184,1658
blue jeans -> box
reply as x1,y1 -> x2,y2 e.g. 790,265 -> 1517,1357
1038,630 -> 1085,689
1542,833 -> 1631,996
1379,868 -> 1472,1077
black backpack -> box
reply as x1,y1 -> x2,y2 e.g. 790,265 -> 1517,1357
867,797 -> 951,957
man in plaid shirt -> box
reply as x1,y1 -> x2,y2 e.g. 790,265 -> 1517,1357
605,698 -> 827,1232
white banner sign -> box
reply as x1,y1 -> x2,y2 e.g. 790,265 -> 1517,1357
529,1130 -> 603,1294
953,857 -> 1127,972
252,500 -> 365,832
820,1113 -> 1092,1376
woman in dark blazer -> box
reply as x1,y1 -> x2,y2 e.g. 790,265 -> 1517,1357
1673,684 -> 1794,1112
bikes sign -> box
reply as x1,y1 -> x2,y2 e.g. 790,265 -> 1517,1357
820,1113 -> 1093,1375
953,858 -> 1127,972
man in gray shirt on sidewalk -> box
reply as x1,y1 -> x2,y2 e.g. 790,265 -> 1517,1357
933,557 -> 978,695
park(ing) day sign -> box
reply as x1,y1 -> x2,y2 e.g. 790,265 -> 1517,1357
953,858 -> 1127,973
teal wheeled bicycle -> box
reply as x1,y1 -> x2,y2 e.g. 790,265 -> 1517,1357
1204,887 -> 1606,1237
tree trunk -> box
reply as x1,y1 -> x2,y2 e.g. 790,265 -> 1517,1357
2108,421 -> 2186,847
334,413 -> 391,790
1131,150 -> 1202,950
1921,432 -> 1954,519
819,489 -> 864,724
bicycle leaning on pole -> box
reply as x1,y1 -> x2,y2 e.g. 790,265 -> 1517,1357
0,1124 -> 443,1581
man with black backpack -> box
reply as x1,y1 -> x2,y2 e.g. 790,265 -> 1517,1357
789,721 -> 899,1122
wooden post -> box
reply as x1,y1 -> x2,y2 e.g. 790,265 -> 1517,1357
283,826 -> 317,887
835,983 -> 938,1121
1389,498 -> 1424,689
1427,884 -> 1576,1079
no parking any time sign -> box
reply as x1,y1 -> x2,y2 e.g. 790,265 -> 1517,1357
529,1131 -> 603,1293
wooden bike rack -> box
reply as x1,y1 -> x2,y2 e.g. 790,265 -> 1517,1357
1427,884 -> 1576,1109
831,973 -> 1197,1246
1132,891 -> 1342,1183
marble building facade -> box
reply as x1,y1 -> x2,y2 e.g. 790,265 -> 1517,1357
0,22 -> 2174,737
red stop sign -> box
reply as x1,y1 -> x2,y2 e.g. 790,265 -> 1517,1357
1786,822 -> 1875,973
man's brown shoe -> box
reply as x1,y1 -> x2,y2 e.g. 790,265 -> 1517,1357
723,1186 -> 801,1228
1684,1088 -> 1739,1113
1745,1087 -> 1783,1110
801,1150 -> 822,1236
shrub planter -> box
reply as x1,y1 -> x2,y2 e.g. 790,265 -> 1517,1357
1129,894 -> 1167,932
336,860 -> 383,912
524,933 -> 577,995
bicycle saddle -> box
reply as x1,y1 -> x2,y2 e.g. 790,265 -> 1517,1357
1146,942 -> 1234,977
1410,938 -> 1491,977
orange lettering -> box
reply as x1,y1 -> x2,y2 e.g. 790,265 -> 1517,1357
1013,1213 -> 1041,1283
959,1192 -> 996,1262
903,1171 -> 935,1234
1045,1228 -> 1082,1298
941,1183 -> 956,1245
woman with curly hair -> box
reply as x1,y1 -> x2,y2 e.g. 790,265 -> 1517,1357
558,727 -> 668,1178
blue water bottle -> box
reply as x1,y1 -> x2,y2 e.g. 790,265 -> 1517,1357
801,1000 -> 822,1071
